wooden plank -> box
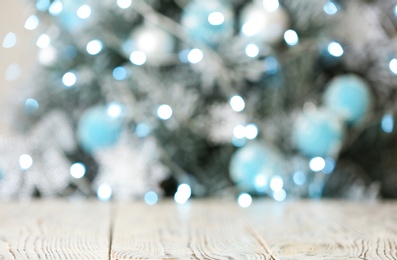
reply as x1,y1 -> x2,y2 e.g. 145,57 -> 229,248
111,200 -> 275,259
0,200 -> 111,259
245,200 -> 397,259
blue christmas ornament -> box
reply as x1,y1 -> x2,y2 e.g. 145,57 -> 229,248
181,0 -> 234,45
324,74 -> 371,124
229,142 -> 285,192
294,109 -> 344,158
77,105 -> 124,154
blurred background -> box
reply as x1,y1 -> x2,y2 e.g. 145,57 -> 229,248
1,0 -> 397,204
0,1 -> 36,135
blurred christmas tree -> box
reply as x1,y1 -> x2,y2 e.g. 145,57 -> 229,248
1,0 -> 397,202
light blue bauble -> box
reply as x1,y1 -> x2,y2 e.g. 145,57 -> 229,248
181,0 -> 234,45
77,106 -> 124,154
294,110 -> 344,158
229,142 -> 284,192
324,74 -> 371,124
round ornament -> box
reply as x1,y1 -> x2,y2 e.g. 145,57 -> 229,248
77,106 -> 124,154
294,109 -> 344,158
131,25 -> 175,63
240,1 -> 289,44
229,142 -> 285,192
181,0 -> 234,45
323,74 -> 371,124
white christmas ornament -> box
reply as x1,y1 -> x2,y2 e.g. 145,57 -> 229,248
131,25 -> 175,64
240,1 -> 289,44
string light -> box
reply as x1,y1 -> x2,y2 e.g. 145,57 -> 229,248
77,5 -> 92,19
36,34 -> 50,49
208,12 -> 225,26
24,99 -> 39,114
284,30 -> 299,46
157,104 -> 173,120
3,32 -> 16,48
245,124 -> 258,139
324,1 -> 339,15
389,58 -> 397,75
245,44 -> 259,58
117,0 -> 132,9
24,15 -> 39,30
327,42 -> 344,57
107,103 -> 123,118
135,123 -> 151,137
97,184 -> 112,201
309,157 -> 326,171
187,48 -> 203,64
5,64 -> 21,81
381,113 -> 394,133
174,183 -> 191,204
293,171 -> 306,185
229,95 -> 245,112
144,191 -> 158,205
86,40 -> 103,55
62,72 -> 77,87
273,189 -> 286,201
238,193 -> 252,208
263,0 -> 279,12
70,163 -> 86,179
112,67 -> 127,80
19,154 -> 33,170
130,51 -> 147,65
233,125 -> 246,139
48,0 -> 63,15
270,175 -> 283,192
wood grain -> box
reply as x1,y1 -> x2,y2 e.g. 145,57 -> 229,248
1,199 -> 397,259
111,200 -> 274,259
0,200 -> 111,259
245,200 -> 397,259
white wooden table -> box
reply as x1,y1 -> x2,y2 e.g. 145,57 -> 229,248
0,199 -> 396,259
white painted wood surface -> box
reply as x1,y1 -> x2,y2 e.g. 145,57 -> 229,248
0,199 -> 396,259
